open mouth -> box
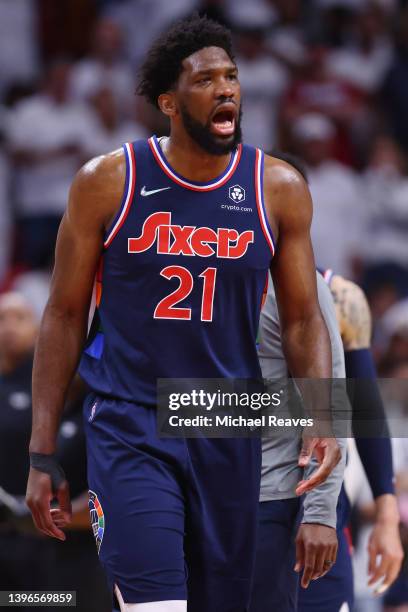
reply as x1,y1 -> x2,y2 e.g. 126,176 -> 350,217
210,107 -> 236,137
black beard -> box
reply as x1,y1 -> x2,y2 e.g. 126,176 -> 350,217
180,103 -> 242,155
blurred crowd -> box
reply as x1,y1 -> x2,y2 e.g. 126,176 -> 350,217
0,0 -> 408,611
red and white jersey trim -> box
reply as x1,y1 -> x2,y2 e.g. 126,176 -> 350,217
104,142 -> 136,248
148,136 -> 242,192
255,149 -> 275,256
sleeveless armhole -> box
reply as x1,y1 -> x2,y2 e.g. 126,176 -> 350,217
104,142 -> 136,248
255,149 -> 276,256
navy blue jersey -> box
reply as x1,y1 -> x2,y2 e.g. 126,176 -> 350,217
79,136 -> 275,405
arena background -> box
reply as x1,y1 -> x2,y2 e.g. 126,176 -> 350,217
0,1 -> 407,611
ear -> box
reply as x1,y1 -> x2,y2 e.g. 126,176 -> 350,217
158,92 -> 177,117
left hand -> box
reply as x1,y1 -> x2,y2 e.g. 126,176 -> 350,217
367,519 -> 404,594
296,436 -> 341,496
295,523 -> 338,588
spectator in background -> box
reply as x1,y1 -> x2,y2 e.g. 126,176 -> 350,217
234,25 -> 289,150
224,0 -> 277,28
326,3 -> 393,95
0,0 -> 39,99
70,17 -> 134,119
0,116 -> 10,286
291,112 -> 363,276
87,87 -> 147,157
0,292 -> 54,607
267,0 -> 309,70
378,299 -> 408,374
0,292 -> 110,610
315,1 -> 357,48
105,0 -> 198,69
382,7 -> 408,155
360,136 -> 408,299
281,44 -> 364,164
6,59 -> 95,269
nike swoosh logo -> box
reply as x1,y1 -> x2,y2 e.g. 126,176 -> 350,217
141,186 -> 171,197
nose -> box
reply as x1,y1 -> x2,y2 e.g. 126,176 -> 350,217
214,76 -> 235,100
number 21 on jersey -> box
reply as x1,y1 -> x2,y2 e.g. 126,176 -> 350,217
154,266 -> 217,322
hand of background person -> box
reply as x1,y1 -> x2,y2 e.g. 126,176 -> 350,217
296,436 -> 341,495
367,495 -> 404,594
295,523 -> 338,588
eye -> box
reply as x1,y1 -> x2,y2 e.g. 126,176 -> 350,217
197,76 -> 211,85
228,73 -> 238,81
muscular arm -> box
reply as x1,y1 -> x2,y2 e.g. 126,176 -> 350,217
265,157 -> 331,379
30,150 -> 125,453
263,156 -> 340,494
26,149 -> 125,538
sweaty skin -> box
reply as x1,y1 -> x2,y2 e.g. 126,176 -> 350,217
330,275 -> 403,592
26,45 -> 339,539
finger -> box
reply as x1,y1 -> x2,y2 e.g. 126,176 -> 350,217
50,509 -> 69,528
29,502 -> 54,537
331,542 -> 338,565
368,555 -> 390,587
312,546 -> 328,580
375,557 -> 402,593
367,543 -> 378,577
27,495 -> 57,538
295,464 -> 330,495
298,438 -> 316,467
302,545 -> 317,588
36,499 -> 66,540
319,544 -> 338,579
56,481 -> 72,522
295,536 -> 305,573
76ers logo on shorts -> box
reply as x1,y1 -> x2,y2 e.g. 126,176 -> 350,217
89,490 -> 105,554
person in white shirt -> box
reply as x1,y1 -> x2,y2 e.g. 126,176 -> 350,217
86,87 -> 147,157
360,136 -> 408,288
70,17 -> 135,119
326,4 -> 393,95
291,113 -> 363,277
235,25 -> 289,151
7,59 -> 95,268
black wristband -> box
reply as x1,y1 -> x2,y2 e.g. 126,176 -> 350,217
29,452 -> 66,492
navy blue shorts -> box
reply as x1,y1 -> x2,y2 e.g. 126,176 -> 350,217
84,394 -> 261,611
249,498 -> 300,612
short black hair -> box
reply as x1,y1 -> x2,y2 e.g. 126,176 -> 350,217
137,13 -> 235,108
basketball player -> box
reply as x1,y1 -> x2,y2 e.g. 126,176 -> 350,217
251,154 -> 403,612
25,16 -> 340,612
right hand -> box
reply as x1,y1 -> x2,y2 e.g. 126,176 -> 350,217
296,436 -> 341,495
26,467 -> 72,540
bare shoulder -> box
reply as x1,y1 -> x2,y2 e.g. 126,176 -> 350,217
330,275 -> 371,349
263,154 -> 312,233
68,148 -> 126,230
